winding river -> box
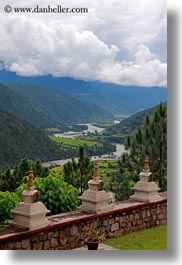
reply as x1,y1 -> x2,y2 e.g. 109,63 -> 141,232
53,123 -> 105,139
43,123 -> 127,167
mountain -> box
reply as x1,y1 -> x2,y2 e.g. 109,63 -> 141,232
0,108 -> 63,168
87,82 -> 167,114
0,83 -> 113,128
0,70 -> 167,115
0,83 -> 57,128
57,80 -> 166,114
103,103 -> 165,143
113,105 -> 158,134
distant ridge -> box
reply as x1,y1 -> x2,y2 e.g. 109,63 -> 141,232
0,70 -> 167,115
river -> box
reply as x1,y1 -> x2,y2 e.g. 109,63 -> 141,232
42,123 -> 128,167
113,143 -> 127,157
42,143 -> 127,168
54,123 -> 105,139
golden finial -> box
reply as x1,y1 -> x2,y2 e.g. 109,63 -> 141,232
143,155 -> 150,171
27,167 -> 35,191
93,161 -> 99,179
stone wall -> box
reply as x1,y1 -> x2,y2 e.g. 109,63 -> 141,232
0,196 -> 167,250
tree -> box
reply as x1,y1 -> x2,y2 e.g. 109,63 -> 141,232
63,146 -> 93,195
121,103 -> 167,191
147,103 -> 167,188
109,158 -> 134,200
0,158 -> 50,192
63,159 -> 79,187
78,146 -> 93,194
0,169 -> 13,191
116,173 -> 132,201
33,160 -> 49,178
78,146 -> 85,195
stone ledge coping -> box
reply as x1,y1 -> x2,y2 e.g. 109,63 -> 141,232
0,193 -> 167,243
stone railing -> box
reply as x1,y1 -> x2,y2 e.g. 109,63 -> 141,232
0,193 -> 167,250
0,158 -> 167,250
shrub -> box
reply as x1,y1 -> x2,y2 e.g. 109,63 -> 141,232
34,172 -> 78,214
0,191 -> 20,227
0,172 -> 78,227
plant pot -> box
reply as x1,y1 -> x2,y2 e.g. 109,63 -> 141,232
84,238 -> 100,250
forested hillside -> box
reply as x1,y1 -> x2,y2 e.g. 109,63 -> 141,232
101,103 -> 166,143
108,105 -> 157,135
108,103 -> 167,200
0,83 -> 56,128
5,83 -> 113,126
0,108 -> 63,167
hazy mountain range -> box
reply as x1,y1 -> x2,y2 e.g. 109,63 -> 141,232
0,70 -> 166,119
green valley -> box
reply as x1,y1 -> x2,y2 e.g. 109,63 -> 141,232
50,135 -> 116,158
50,137 -> 102,147
4,83 -> 113,126
89,103 -> 164,144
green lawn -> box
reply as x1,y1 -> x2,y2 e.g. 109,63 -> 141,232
50,136 -> 101,147
104,225 -> 167,250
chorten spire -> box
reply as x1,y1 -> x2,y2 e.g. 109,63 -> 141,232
143,155 -> 150,172
78,160 -> 111,213
129,154 -> 161,202
93,161 -> 100,181
11,167 -> 50,229
26,167 -> 35,191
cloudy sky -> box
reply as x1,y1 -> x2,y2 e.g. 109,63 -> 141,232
0,0 -> 167,86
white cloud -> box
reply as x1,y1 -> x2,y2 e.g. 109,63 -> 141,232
0,0 -> 167,86
97,45 -> 167,87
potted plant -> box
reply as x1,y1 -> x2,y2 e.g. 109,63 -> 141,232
84,226 -> 106,250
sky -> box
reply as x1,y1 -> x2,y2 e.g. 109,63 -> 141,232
0,0 -> 167,87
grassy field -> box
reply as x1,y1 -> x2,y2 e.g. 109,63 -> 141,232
97,160 -> 118,184
104,224 -> 167,250
114,114 -> 131,120
98,160 -> 118,173
50,136 -> 101,147
93,123 -> 115,128
51,166 -> 63,173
